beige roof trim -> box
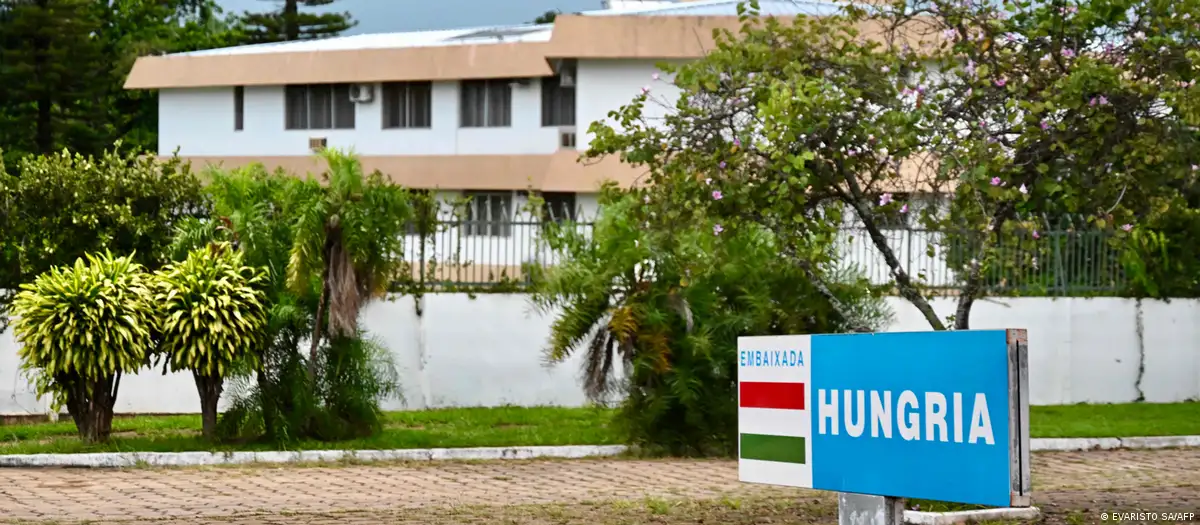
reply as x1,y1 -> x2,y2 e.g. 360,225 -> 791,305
125,42 -> 554,89
125,15 -> 941,89
174,151 -> 944,194
174,151 -> 646,193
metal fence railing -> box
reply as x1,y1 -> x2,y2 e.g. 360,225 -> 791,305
401,220 -> 1125,296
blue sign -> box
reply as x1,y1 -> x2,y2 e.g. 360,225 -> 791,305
737,329 -> 1030,508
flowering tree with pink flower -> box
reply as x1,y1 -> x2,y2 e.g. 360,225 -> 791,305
584,0 -> 1199,330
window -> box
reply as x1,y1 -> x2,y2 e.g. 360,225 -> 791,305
460,79 -> 512,127
383,82 -> 433,128
541,65 -> 576,127
285,84 -> 355,130
541,192 -> 577,223
463,191 -> 513,237
234,86 -> 244,131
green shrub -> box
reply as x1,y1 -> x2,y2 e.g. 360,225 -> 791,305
0,146 -> 205,329
534,189 -> 891,456
154,243 -> 269,438
10,252 -> 157,443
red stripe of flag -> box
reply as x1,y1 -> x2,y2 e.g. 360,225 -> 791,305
739,381 -> 805,410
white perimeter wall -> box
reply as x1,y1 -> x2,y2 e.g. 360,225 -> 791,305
1,295 -> 1197,416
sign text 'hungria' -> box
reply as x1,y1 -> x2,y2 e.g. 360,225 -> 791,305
816,389 -> 995,445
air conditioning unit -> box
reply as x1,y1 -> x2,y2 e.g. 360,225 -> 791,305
349,84 -> 374,103
309,137 -> 327,152
559,129 -> 577,149
558,69 -> 576,87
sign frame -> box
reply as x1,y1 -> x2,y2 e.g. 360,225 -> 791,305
1007,329 -> 1031,507
737,328 -> 1032,508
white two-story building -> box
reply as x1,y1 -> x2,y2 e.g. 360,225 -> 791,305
124,0 -> 957,286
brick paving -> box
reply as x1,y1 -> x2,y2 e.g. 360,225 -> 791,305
0,449 -> 1195,524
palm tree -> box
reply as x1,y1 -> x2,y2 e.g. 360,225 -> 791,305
287,148 -> 412,378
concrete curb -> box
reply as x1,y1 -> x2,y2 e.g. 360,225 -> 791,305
0,436 -> 1196,468
0,445 -> 628,468
1030,435 -> 1200,451
905,507 -> 1042,525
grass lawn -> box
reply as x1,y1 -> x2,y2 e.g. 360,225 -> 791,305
0,401 -> 1196,455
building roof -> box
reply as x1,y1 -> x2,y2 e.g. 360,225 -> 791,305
582,0 -> 843,17
171,0 -> 841,58
125,0 -> 933,90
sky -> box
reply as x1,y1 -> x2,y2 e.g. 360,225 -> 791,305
217,0 -> 608,34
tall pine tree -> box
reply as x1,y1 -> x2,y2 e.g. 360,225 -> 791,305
0,0 -> 108,160
240,0 -> 356,43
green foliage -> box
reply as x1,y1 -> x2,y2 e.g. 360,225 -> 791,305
0,0 -> 249,160
154,243 -> 268,378
0,146 -> 205,329
585,0 -> 1200,329
914,0 -> 1200,302
154,242 -> 269,437
177,152 -> 408,446
10,251 -> 157,442
309,332 -> 401,440
287,148 -> 413,369
533,187 -> 890,456
238,0 -> 356,43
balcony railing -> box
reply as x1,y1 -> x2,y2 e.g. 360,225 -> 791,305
398,220 -> 1125,296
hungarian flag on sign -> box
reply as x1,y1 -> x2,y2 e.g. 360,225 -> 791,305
737,337 -> 813,489
739,381 -> 807,464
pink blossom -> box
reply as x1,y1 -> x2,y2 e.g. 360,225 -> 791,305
942,29 -> 957,40
705,177 -> 712,185
652,73 -> 660,81
719,161 -> 727,169
879,193 -> 894,206
1098,95 -> 1109,105
1032,230 -> 1040,239
1121,223 -> 1133,232
1061,48 -> 1076,58
1040,121 -> 1050,130
881,65 -> 891,73
900,204 -> 909,214
1019,184 -> 1028,194
641,86 -> 651,94
733,138 -> 742,147
991,177 -> 1002,186
994,77 -> 1007,87
1089,97 -> 1097,107
712,190 -> 723,200
713,224 -> 724,235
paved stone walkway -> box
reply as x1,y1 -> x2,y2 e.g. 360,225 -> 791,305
0,449 -> 1196,524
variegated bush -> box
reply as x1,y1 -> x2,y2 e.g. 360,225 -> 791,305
154,242 -> 268,438
10,251 -> 157,443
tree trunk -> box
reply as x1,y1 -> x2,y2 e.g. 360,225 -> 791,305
306,234 -> 336,380
64,373 -> 118,443
283,0 -> 299,41
848,201 -> 947,331
255,368 -> 275,439
31,1 -> 53,154
193,372 -> 224,439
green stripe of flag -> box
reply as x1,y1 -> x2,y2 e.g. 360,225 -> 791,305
739,433 -> 807,464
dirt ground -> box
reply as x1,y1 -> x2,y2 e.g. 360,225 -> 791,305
0,449 -> 1195,524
